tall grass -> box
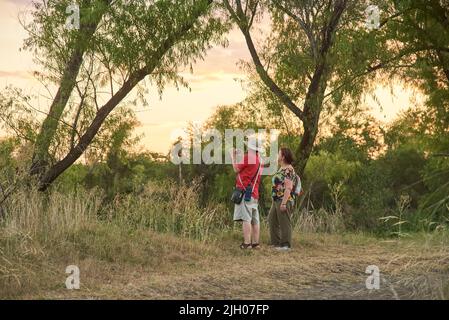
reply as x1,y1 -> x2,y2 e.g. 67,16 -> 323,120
293,183 -> 345,234
0,182 -> 230,298
3,187 -> 101,239
111,181 -> 231,240
0,187 -> 103,297
1,182 -> 230,243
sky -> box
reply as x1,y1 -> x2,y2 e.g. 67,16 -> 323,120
0,0 -> 423,154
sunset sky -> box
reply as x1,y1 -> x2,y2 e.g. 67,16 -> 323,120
0,0 -> 423,154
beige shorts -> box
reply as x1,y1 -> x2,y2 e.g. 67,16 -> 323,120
233,197 -> 260,225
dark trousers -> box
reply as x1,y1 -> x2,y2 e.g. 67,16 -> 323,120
268,200 -> 292,247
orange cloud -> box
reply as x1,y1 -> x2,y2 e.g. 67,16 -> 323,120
0,70 -> 32,79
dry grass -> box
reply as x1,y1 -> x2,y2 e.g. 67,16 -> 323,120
1,185 -> 448,300
292,184 -> 345,234
112,181 -> 231,241
10,231 -> 446,300
0,183 -> 229,298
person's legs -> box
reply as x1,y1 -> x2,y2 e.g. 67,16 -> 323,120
235,199 -> 261,248
278,202 -> 292,248
251,223 -> 260,244
242,221 -> 252,244
234,202 -> 252,247
268,201 -> 281,246
250,201 -> 260,245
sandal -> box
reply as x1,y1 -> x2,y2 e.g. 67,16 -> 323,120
240,243 -> 252,249
251,243 -> 260,249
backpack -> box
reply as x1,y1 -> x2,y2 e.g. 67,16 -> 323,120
292,174 -> 303,197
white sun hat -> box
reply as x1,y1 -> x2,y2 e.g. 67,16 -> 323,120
245,135 -> 265,153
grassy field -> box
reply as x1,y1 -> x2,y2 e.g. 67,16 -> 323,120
1,187 -> 448,300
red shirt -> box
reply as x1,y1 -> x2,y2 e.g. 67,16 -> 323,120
235,152 -> 262,199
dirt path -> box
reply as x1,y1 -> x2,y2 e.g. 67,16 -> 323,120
136,248 -> 446,300
44,234 -> 449,300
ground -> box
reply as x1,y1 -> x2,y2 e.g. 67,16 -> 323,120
9,231 -> 448,300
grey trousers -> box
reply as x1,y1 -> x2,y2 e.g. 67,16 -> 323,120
268,200 -> 293,247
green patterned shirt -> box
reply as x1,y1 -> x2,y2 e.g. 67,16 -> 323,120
271,166 -> 297,202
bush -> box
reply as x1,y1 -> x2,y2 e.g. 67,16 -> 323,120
304,150 -> 360,212
111,180 -> 232,241
419,157 -> 449,227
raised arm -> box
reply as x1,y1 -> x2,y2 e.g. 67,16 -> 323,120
230,148 -> 246,173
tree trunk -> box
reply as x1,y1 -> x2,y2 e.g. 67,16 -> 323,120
37,0 -> 213,190
295,72 -> 328,176
38,67 -> 148,190
295,0 -> 347,176
296,113 -> 319,176
30,0 -> 111,177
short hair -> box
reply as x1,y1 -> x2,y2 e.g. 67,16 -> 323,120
280,147 -> 294,165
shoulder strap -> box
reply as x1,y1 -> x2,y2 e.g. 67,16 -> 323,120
237,172 -> 244,187
237,156 -> 261,190
250,157 -> 262,192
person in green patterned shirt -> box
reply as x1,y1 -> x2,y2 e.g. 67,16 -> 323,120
268,147 -> 297,251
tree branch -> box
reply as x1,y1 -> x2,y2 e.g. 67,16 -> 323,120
224,0 -> 305,121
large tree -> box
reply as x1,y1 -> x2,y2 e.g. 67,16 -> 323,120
2,0 -> 228,191
224,0 -> 355,174
223,0 -> 447,175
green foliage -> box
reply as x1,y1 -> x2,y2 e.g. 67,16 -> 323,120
306,151 -> 360,190
419,157 -> 449,225
382,147 -> 427,206
0,138 -> 17,177
0,87 -> 39,144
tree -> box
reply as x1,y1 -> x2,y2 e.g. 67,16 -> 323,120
27,0 -> 113,177
223,0 -> 359,175
386,0 -> 449,146
5,0 -> 229,191
382,1 -> 449,219
223,0 -> 449,175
